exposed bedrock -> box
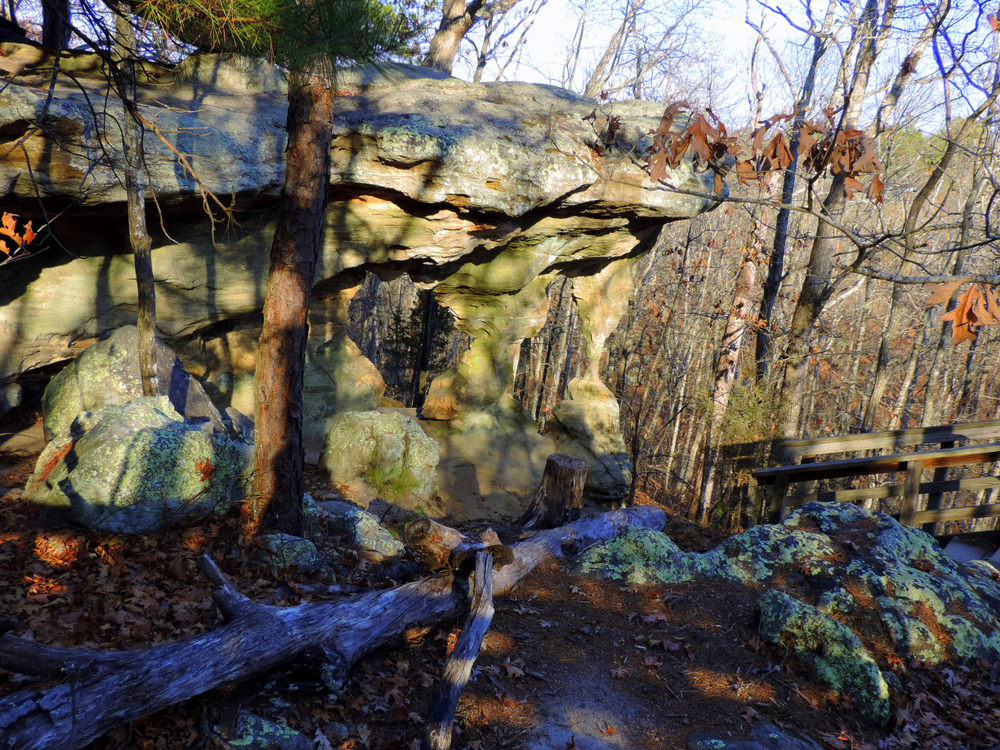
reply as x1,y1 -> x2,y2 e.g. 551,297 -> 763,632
0,50 -> 727,506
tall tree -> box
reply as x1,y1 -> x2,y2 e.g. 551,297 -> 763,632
136,0 -> 404,534
42,0 -> 71,48
776,0 -> 895,437
109,3 -> 159,398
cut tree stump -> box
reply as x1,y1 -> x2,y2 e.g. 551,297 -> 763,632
517,453 -> 588,531
423,552 -> 494,750
0,507 -> 663,750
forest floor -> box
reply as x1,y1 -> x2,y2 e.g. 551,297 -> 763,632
2,405 -> 1000,750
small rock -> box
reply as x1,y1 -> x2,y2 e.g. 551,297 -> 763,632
260,534 -> 331,577
317,500 -> 404,563
229,712 -> 313,750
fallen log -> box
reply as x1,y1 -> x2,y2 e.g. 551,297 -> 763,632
0,507 -> 663,750
423,552 -> 494,750
405,519 -> 513,572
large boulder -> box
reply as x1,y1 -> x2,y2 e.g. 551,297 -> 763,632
41,326 -> 224,441
319,411 -> 441,515
576,502 -> 1000,722
23,396 -> 252,533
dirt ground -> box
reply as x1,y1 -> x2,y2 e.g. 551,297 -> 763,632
2,405 -> 1000,750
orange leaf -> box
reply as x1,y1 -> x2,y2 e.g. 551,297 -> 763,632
195,457 -> 215,482
21,221 -> 35,246
599,725 -> 617,736
924,278 -> 970,306
866,173 -> 884,204
0,212 -> 18,240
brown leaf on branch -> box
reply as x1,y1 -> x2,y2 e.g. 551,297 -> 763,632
924,278 -> 970,306
866,173 -> 884,204
941,286 -> 983,344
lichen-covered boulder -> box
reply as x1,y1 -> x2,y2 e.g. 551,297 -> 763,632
576,501 -> 1000,720
317,500 -> 404,563
24,396 -> 252,533
758,590 -> 890,726
319,411 -> 441,515
41,326 -> 224,441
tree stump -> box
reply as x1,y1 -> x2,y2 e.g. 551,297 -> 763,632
517,453 -> 588,531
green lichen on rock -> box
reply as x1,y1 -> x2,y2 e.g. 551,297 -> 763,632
759,590 -> 890,726
575,500 -> 1000,717
24,397 -> 252,534
318,500 -> 404,563
260,534 -> 330,577
319,411 -> 441,515
228,712 -> 313,750
574,525 -> 689,585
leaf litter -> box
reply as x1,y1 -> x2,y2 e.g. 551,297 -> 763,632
1,454 -> 999,749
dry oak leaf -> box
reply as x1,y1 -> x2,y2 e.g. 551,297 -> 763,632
611,666 -> 630,679
940,286 -> 983,344
924,278 -> 971,306
195,457 -> 215,482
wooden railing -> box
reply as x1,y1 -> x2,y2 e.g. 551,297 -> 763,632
752,419 -> 1000,531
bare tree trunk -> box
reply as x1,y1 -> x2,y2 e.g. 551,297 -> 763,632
251,69 -> 335,536
754,3 -> 836,380
424,0 -> 484,74
581,0 -> 641,98
113,8 -> 158,398
696,250 -> 758,523
41,0 -> 70,48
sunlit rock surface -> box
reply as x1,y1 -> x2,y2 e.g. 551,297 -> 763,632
0,49 -> 728,507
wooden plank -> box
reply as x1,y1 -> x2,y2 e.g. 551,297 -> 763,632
899,460 -> 923,526
754,442 -> 1000,485
924,440 -> 954,534
778,419 -> 1000,460
791,476 -> 1000,505
910,502 -> 1000,524
767,475 -> 790,524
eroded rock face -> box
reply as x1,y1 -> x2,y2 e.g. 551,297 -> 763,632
0,50 -> 727,504
575,502 -> 1000,724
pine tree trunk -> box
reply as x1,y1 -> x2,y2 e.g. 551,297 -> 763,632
251,68 -> 334,536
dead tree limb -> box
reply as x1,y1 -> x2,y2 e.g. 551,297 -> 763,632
0,507 -> 663,750
423,552 -> 494,750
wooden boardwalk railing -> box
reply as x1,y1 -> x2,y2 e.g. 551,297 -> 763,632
752,419 -> 1000,531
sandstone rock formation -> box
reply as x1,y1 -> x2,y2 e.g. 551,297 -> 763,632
0,47 -> 727,506
41,325 -> 224,440
319,410 -> 441,515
